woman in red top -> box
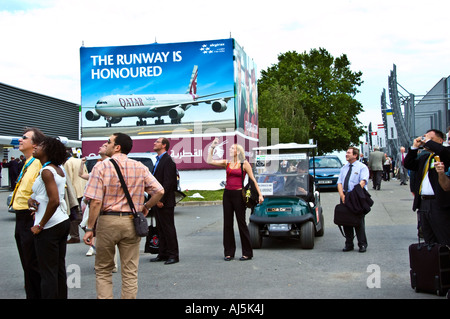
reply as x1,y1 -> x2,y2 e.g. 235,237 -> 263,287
207,138 -> 263,261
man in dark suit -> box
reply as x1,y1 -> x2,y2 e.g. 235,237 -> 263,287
149,137 -> 180,264
404,129 -> 450,245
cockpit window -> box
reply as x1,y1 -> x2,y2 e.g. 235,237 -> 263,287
96,100 -> 108,105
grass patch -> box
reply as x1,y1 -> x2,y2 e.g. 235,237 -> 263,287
181,189 -> 224,202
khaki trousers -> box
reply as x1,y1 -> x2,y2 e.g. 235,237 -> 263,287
95,214 -> 141,299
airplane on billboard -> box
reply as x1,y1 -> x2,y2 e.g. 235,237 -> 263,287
85,65 -> 234,127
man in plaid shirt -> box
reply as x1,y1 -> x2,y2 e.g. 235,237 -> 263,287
83,133 -> 164,299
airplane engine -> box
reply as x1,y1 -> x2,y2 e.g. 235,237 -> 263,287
168,107 -> 185,120
212,100 -> 227,112
85,110 -> 100,121
110,117 -> 122,124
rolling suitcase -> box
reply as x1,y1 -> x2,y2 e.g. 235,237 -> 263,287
409,240 -> 450,297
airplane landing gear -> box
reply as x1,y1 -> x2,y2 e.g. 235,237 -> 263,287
155,118 -> 164,125
136,119 -> 147,126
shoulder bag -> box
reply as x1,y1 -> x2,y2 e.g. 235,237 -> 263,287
241,163 -> 259,209
110,159 -> 149,237
144,215 -> 159,254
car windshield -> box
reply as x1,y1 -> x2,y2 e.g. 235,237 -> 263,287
309,157 -> 342,169
253,153 -> 310,198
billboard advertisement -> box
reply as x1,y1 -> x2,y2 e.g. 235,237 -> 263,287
80,38 -> 257,169
234,41 -> 258,139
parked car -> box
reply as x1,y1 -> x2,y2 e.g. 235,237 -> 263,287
309,155 -> 343,189
85,152 -> 157,173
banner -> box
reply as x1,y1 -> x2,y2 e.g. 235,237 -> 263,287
80,38 -> 258,169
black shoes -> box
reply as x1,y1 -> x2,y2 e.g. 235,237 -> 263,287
342,246 -> 366,253
164,258 -> 179,265
224,256 -> 252,261
150,256 -> 179,264
239,256 -> 252,261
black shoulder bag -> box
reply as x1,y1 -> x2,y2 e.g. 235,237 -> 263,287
241,163 -> 259,209
110,159 -> 149,237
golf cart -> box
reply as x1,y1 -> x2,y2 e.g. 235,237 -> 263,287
248,143 -> 324,249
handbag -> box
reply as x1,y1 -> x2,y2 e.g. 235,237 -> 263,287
144,215 -> 159,254
333,203 -> 362,227
241,163 -> 259,208
110,159 -> 149,237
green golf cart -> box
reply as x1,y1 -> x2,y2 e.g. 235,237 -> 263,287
248,143 -> 324,249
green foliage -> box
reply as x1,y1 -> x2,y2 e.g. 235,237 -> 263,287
258,48 -> 365,154
258,82 -> 309,144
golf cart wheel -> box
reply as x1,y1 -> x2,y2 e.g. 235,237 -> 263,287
300,221 -> 314,249
249,222 -> 262,249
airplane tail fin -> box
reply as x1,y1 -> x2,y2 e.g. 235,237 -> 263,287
186,65 -> 198,95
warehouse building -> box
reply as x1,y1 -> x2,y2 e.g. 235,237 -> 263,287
0,82 -> 80,188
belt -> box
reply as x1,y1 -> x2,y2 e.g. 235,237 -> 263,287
100,211 -> 133,216
421,195 -> 436,200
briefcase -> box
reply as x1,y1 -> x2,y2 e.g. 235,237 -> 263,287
409,241 -> 450,297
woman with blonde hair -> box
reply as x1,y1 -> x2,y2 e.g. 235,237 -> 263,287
207,138 -> 263,261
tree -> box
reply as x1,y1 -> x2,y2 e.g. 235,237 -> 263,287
258,82 -> 309,145
258,48 -> 365,154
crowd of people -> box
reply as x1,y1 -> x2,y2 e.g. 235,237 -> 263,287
7,127 -> 266,299
7,124 -> 450,299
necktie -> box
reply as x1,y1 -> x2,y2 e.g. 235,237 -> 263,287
153,156 -> 160,174
343,163 -> 353,193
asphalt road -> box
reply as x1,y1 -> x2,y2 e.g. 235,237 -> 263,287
0,178 -> 445,301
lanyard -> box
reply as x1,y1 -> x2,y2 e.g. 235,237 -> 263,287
16,157 -> 35,184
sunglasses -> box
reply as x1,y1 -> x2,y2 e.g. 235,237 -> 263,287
22,135 -> 31,140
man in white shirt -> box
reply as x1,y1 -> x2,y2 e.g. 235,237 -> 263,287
337,146 -> 370,252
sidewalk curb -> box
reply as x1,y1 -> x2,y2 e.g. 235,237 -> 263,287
177,200 -> 222,207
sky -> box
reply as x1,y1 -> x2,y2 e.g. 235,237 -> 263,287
1,0 -> 450,133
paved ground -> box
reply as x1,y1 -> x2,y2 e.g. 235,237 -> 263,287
0,178 -> 446,303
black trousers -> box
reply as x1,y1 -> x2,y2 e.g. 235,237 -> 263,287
343,218 -> 368,249
154,205 -> 179,259
34,219 -> 70,299
14,209 -> 41,299
419,198 -> 450,245
222,189 -> 253,258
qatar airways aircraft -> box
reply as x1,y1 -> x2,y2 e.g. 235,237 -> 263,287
85,65 -> 233,127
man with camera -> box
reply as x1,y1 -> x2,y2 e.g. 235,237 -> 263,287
404,129 -> 450,245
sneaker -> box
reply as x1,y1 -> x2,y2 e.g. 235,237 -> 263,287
86,246 -> 95,256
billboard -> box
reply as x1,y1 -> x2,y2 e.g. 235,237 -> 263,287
80,38 -> 258,169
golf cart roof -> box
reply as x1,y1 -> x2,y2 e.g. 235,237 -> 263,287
253,143 -> 317,151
